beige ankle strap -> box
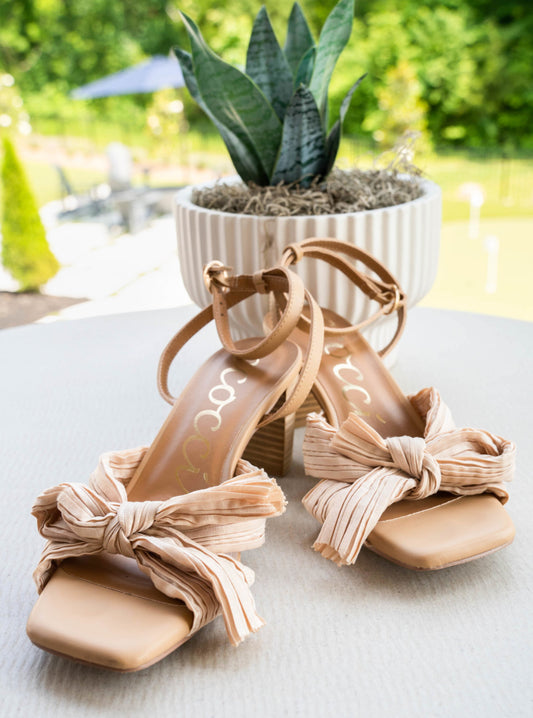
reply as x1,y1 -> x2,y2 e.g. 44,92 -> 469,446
280,238 -> 406,358
158,263 -> 324,427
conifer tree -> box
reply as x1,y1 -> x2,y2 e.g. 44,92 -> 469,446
1,136 -> 59,291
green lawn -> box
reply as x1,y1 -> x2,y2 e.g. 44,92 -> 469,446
422,217 -> 532,322
337,139 -> 533,222
10,147 -> 533,222
0,159 -> 106,216
422,154 -> 533,222
3,131 -> 532,224
1,138 -> 531,322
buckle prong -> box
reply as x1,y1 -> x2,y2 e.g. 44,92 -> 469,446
383,285 -> 401,315
203,261 -> 232,294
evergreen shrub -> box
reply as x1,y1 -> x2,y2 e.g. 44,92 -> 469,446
1,136 -> 59,291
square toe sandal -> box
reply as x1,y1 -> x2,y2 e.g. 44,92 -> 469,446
26,263 -> 324,671
277,238 -> 516,570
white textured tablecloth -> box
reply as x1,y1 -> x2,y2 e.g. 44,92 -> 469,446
1,307 -> 532,717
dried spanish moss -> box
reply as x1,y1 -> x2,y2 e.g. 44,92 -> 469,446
192,167 -> 424,217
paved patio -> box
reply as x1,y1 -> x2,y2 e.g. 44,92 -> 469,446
0,209 -> 193,323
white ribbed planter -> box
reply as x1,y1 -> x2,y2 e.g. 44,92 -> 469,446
175,177 -> 441,362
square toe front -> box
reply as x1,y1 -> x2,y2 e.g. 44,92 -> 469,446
367,494 -> 515,570
26,559 -> 194,671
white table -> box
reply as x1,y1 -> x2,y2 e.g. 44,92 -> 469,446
2,306 -> 532,718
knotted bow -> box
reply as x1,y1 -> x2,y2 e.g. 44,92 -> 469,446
32,447 -> 286,646
302,387 -> 515,566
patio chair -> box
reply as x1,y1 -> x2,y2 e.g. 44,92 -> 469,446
54,164 -> 108,218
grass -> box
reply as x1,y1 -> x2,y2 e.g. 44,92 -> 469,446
337,137 -> 533,222
422,154 -> 533,222
5,136 -> 532,223
0,158 -> 106,216
25,105 -> 533,223
422,217 -> 532,321
1,131 -> 531,322
24,161 -> 105,207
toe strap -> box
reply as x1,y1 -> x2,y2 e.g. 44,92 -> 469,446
32,451 -> 286,646
302,387 -> 515,566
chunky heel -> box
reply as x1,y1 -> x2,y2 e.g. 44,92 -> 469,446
243,412 -> 296,477
295,391 -> 322,428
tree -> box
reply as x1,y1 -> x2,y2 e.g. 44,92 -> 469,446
1,136 -> 59,291
365,59 -> 431,155
1,0 -> 532,148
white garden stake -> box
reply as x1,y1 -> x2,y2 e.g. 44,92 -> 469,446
458,183 -> 485,240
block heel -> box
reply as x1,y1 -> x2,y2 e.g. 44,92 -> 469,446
243,412 -> 296,477
295,391 -> 322,428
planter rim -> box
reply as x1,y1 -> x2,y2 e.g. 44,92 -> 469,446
174,174 -> 440,222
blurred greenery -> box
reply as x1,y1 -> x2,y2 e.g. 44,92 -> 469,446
0,0 -> 530,320
0,0 -> 531,227
0,135 -> 531,226
364,59 -> 431,152
0,0 -> 531,150
1,136 -> 59,290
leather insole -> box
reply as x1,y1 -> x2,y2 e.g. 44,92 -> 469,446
128,339 -> 300,500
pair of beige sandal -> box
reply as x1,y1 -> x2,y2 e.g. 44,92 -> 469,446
27,238 -> 515,671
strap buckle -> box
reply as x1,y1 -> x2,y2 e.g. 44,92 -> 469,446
203,261 -> 232,294
381,285 -> 402,315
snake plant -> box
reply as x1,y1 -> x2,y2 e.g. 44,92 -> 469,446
174,0 -> 365,187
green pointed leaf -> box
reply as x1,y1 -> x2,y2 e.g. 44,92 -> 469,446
284,3 -> 315,78
294,46 -> 316,88
271,86 -> 327,187
180,12 -> 282,181
309,0 -> 354,125
174,47 -> 267,184
246,6 -> 294,122
324,74 -> 366,177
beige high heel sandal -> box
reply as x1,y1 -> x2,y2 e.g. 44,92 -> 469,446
277,238 -> 515,570
27,263 -> 324,671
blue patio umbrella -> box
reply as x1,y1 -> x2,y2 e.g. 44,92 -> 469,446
71,55 -> 184,99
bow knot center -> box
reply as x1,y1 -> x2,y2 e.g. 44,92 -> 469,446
101,500 -> 159,556
385,435 -> 441,498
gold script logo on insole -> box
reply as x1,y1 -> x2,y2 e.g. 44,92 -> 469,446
175,364 -> 254,492
326,343 -> 387,425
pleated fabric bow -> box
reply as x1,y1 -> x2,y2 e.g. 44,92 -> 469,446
302,387 -> 515,566
32,447 -> 286,645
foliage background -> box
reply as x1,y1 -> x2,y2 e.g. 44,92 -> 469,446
1,0 -> 532,150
